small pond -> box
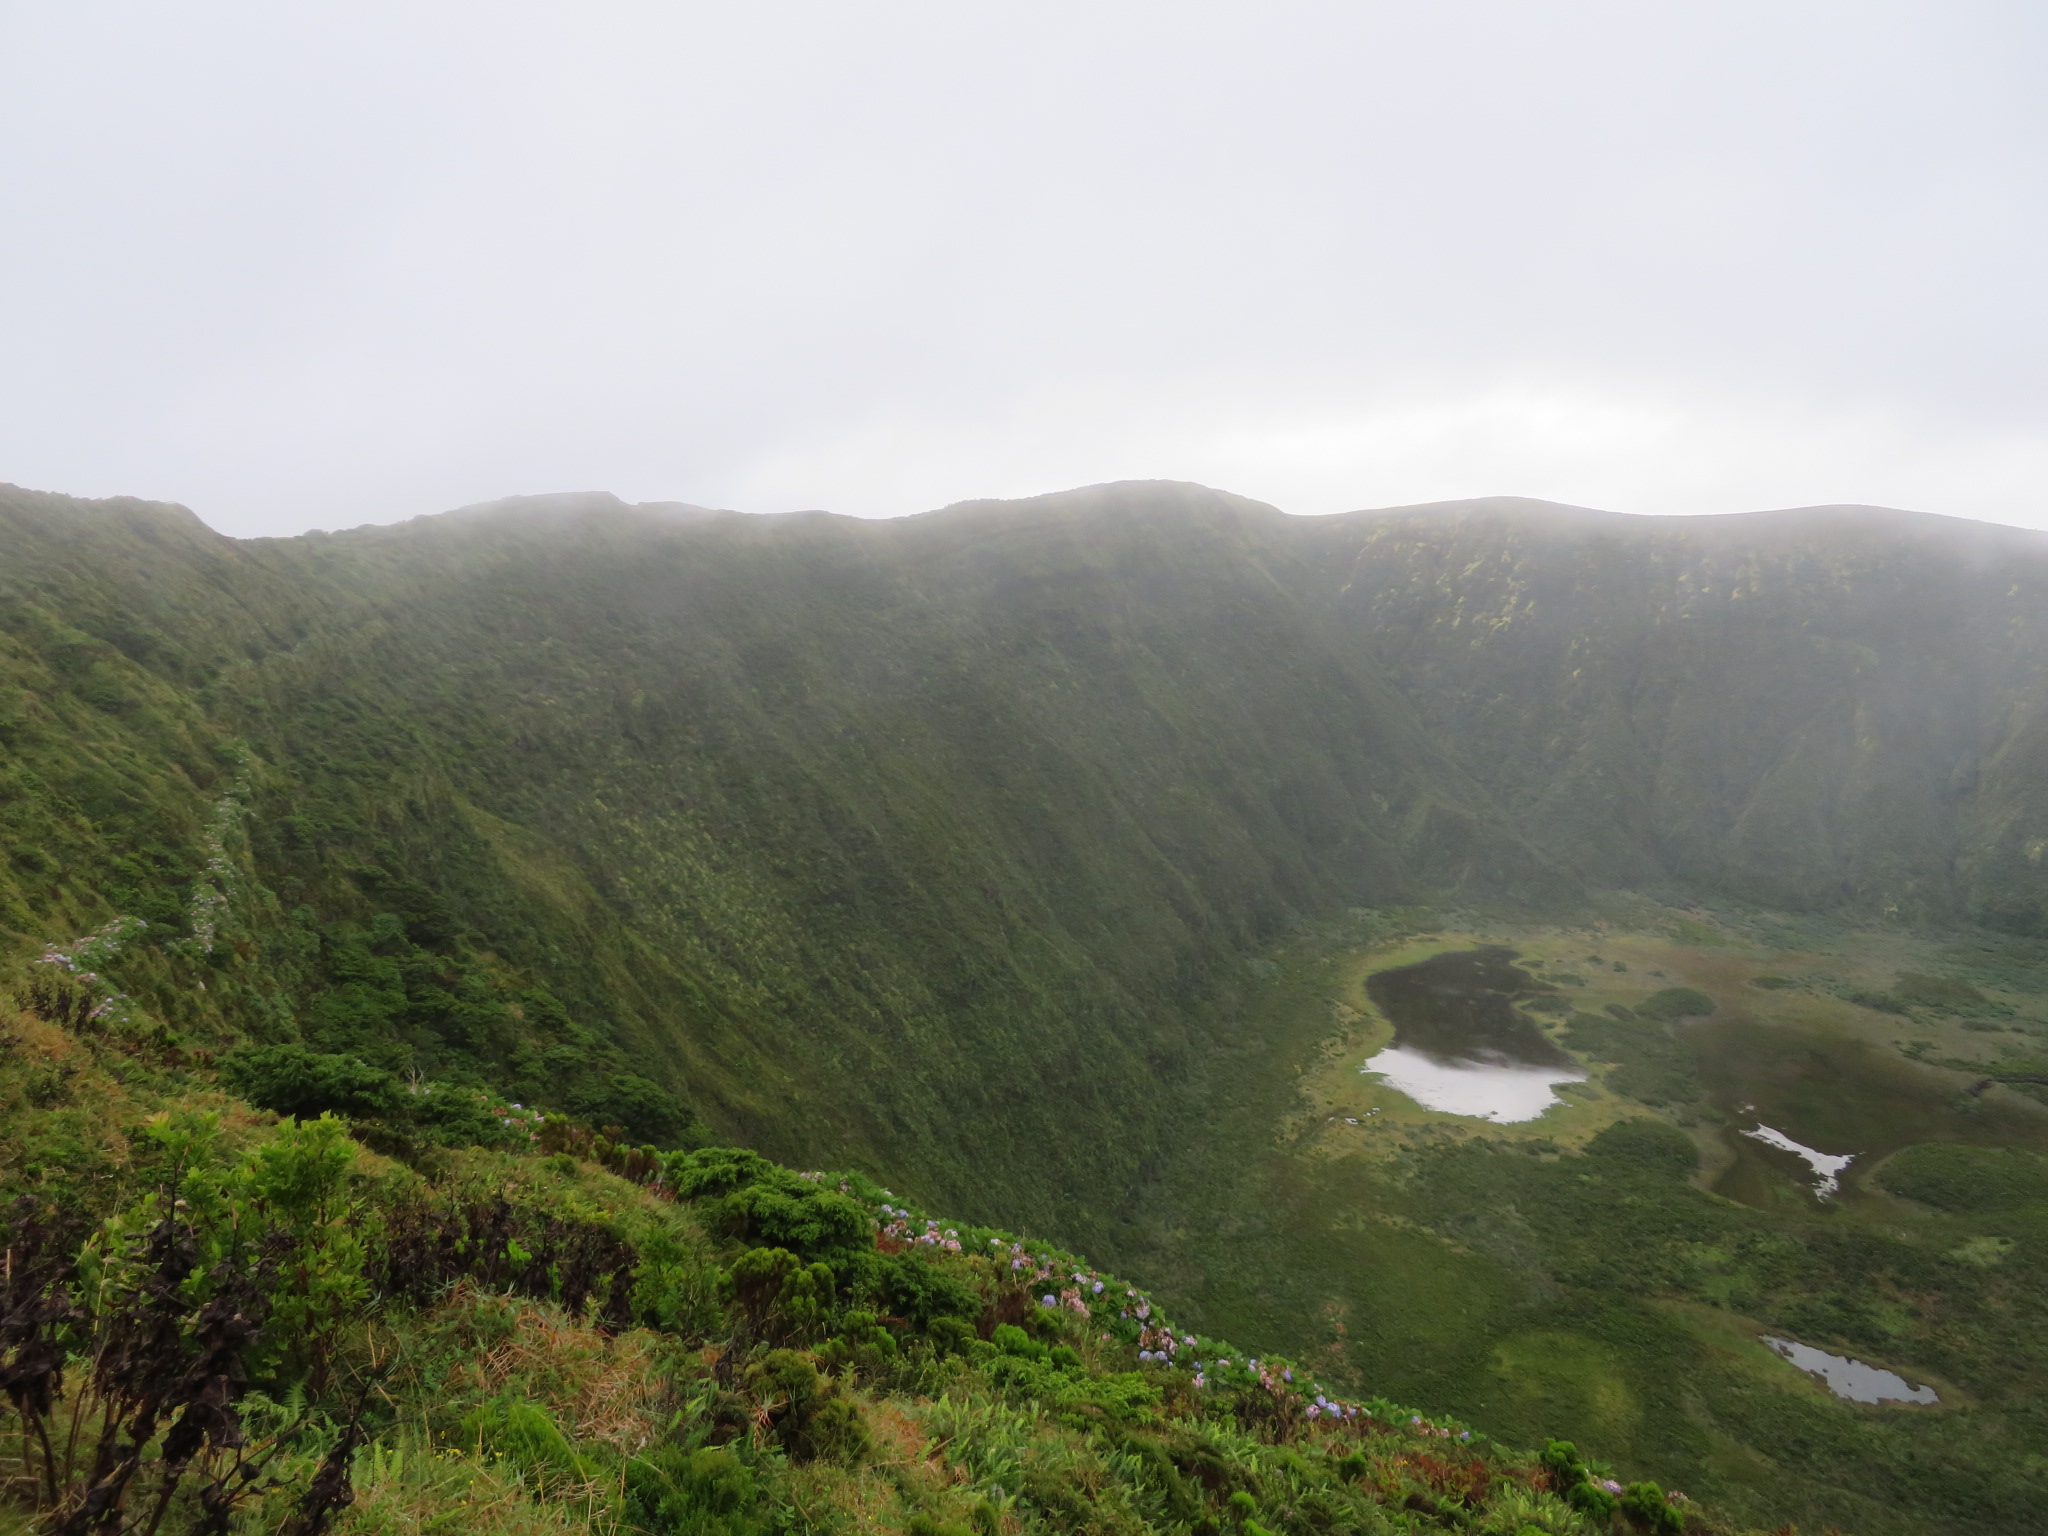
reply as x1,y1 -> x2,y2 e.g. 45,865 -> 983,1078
1761,1336 -> 1939,1404
1692,1018 -> 2048,1209
1360,948 -> 1584,1122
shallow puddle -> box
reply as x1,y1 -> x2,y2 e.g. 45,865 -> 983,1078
1761,1336 -> 1939,1404
1362,948 -> 1583,1120
1742,1124 -> 1855,1198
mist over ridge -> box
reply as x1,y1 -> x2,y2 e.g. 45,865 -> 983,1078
12,472 -> 2048,1212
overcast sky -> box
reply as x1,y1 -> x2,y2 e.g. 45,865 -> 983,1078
3,2 -> 2044,536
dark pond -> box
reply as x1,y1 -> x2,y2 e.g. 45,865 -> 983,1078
1361,948 -> 1586,1121
1365,947 -> 1575,1068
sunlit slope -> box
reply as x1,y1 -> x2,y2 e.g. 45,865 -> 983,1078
1302,498 -> 2048,922
0,480 -> 1546,1240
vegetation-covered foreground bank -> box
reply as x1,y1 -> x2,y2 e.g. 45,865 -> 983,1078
2,973 -> 1738,1536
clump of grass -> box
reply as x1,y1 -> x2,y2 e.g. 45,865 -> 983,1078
411,1290 -> 681,1454
344,1435 -> 616,1536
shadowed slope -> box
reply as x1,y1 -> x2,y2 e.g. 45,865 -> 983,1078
1300,496 -> 2048,921
0,479 -> 1548,1243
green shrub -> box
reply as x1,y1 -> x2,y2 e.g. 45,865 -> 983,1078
993,1322 -> 1047,1360
406,1084 -> 512,1145
722,1247 -> 834,1342
819,1307 -> 900,1376
1634,988 -> 1714,1022
1472,1485 -> 1590,1534
1878,1144 -> 2048,1213
667,1146 -> 777,1200
1565,1480 -> 1618,1520
751,1347 -> 826,1415
220,1043 -> 402,1119
565,1072 -> 702,1148
748,1349 -> 871,1463
725,1245 -> 799,1326
715,1180 -> 870,1267
460,1397 -> 603,1492
1894,972 -> 1988,1009
875,1248 -> 983,1329
1620,1480 -> 1683,1533
625,1446 -> 768,1536
805,1395 -> 874,1465
1539,1439 -> 1583,1483
186,1111 -> 374,1381
1542,1440 -> 1619,1522
668,1149 -> 871,1268
1584,1119 -> 1698,1178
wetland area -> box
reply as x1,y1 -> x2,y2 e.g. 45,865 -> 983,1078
1110,896 -> 2048,1536
1359,947 -> 1586,1121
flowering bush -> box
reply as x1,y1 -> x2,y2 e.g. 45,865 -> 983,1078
28,916 -> 149,1031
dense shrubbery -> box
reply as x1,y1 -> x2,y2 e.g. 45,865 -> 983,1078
2,1019 -> 1764,1536
1877,1144 -> 2048,1213
221,1044 -> 405,1120
1583,1119 -> 1699,1179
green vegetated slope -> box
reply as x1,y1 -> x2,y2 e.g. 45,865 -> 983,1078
0,480 -> 1556,1246
1300,499 -> 2048,920
12,477 -> 2048,1534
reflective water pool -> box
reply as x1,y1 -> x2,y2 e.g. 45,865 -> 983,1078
1362,1043 -> 1586,1121
1361,948 -> 1584,1121
1761,1336 -> 1939,1404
